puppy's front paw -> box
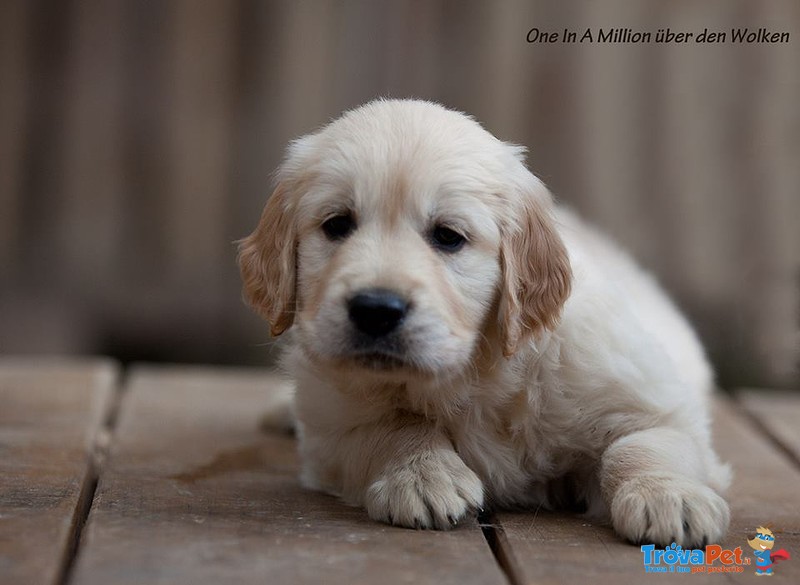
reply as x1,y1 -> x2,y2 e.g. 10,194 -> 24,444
611,475 -> 730,547
365,449 -> 484,530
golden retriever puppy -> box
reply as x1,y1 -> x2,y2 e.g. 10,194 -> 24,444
238,99 -> 730,547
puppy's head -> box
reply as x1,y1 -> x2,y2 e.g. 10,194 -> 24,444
239,100 -> 571,380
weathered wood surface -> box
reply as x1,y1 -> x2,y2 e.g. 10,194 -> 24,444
0,358 -> 118,585
2,359 -> 799,584
737,388 -> 800,465
69,366 -> 506,585
492,396 -> 800,584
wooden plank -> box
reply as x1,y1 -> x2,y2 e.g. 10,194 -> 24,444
163,0 -> 237,284
574,0 -> 657,262
55,0 -> 127,284
737,389 -> 800,466
0,0 -> 30,273
721,0 -> 800,388
491,395 -> 800,583
0,358 -> 118,585
71,366 -> 506,585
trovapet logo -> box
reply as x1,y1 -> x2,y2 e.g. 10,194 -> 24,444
641,543 -> 750,574
641,526 -> 792,575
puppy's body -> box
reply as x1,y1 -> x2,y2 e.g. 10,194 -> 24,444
240,99 -> 730,546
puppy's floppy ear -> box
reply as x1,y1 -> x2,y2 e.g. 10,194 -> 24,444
237,182 -> 296,336
498,177 -> 572,357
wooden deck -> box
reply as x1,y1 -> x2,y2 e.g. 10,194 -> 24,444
1,358 -> 798,584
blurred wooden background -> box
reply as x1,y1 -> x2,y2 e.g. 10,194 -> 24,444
0,0 -> 797,389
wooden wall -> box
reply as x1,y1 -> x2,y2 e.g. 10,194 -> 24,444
0,0 -> 798,388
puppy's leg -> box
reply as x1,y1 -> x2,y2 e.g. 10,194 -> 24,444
599,427 -> 730,547
300,413 -> 484,530
258,381 -> 295,435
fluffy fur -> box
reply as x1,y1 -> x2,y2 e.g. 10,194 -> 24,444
238,99 -> 731,546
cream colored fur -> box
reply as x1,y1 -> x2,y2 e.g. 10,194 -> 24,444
239,99 -> 731,547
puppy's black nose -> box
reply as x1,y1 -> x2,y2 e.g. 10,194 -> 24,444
348,289 -> 409,337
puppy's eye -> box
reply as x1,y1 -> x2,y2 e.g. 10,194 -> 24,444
431,225 -> 466,252
322,213 -> 356,240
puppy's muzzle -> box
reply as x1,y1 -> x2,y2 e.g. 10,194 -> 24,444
347,288 -> 409,337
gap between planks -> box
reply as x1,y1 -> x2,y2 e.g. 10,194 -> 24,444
480,512 -> 525,585
55,369 -> 128,585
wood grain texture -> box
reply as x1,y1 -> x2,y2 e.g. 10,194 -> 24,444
737,389 -> 800,466
492,395 -> 800,584
70,365 -> 506,585
0,358 -> 118,585
163,0 -> 237,283
56,0 -> 126,283
0,0 -> 30,272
